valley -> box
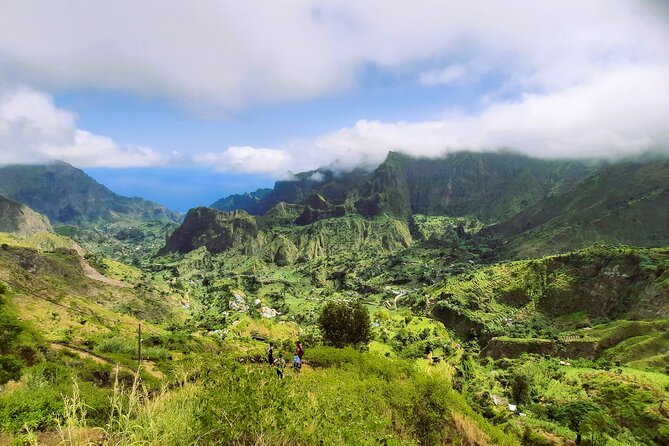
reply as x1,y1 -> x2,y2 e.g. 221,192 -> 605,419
1,152 -> 669,445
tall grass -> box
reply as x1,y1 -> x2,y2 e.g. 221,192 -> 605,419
103,365 -> 201,446
57,380 -> 89,445
54,351 -> 519,446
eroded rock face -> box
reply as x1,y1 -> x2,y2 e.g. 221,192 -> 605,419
481,338 -> 598,360
160,205 -> 414,265
0,195 -> 53,237
209,151 -> 593,221
159,207 -> 258,255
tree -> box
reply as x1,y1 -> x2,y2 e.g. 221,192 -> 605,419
555,400 -> 602,445
318,301 -> 372,347
510,371 -> 535,405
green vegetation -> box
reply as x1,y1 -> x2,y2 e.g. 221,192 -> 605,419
3,153 -> 669,444
489,160 -> 669,258
56,217 -> 178,266
318,301 -> 372,347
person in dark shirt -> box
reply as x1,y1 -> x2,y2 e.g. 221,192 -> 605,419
266,342 -> 274,366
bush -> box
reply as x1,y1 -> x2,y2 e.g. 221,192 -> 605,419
318,301 -> 372,347
0,379 -> 111,433
522,427 -> 553,446
0,355 -> 22,385
0,386 -> 64,432
0,309 -> 23,348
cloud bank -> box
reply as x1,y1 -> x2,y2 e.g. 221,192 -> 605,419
0,87 -> 166,167
1,1 -> 669,173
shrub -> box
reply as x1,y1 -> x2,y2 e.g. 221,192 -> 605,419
0,355 -> 22,385
318,301 -> 372,347
0,309 -> 23,348
0,386 -> 64,432
522,427 -> 553,446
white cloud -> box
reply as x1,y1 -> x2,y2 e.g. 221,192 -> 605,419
309,172 -> 326,182
1,1 -> 666,111
287,65 -> 669,170
193,146 -> 292,175
223,63 -> 669,174
1,1 -> 669,171
419,65 -> 466,86
43,130 -> 167,168
0,87 -> 168,167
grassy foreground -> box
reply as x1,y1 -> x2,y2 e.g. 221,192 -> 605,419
42,347 -> 519,446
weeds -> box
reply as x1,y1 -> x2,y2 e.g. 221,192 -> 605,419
57,379 -> 90,445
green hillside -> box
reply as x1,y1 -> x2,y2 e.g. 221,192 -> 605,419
0,162 -> 178,224
3,152 -> 669,445
427,245 -> 669,368
487,159 -> 669,258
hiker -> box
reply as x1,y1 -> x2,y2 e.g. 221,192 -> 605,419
275,353 -> 286,379
293,341 -> 304,371
266,342 -> 274,366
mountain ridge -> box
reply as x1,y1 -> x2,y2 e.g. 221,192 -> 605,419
210,151 -> 596,223
0,161 -> 178,225
486,159 -> 669,258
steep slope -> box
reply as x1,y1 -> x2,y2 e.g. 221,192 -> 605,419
487,159 -> 669,258
210,188 -> 272,213
159,206 -> 412,262
0,195 -> 53,237
212,168 -> 370,216
209,151 -> 593,222
159,207 -> 258,255
0,242 -> 178,326
356,151 -> 593,220
429,245 -> 669,345
0,161 -> 177,224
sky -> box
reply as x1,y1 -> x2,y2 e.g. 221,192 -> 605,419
1,1 -> 669,211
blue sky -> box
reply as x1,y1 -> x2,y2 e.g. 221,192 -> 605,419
83,166 -> 276,211
1,1 -> 669,211
63,67 -> 500,210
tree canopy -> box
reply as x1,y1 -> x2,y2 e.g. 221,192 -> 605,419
318,301 -> 372,347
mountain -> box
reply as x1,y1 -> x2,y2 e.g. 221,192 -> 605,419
0,195 -> 53,237
354,151 -> 594,220
487,159 -> 669,258
210,188 -> 272,214
211,151 -> 594,223
166,151 -> 600,264
0,161 -> 178,224
160,207 -> 259,255
159,206 -> 413,263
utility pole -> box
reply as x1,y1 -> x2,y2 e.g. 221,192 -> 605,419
137,323 -> 142,369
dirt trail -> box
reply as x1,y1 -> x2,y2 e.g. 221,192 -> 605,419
67,241 -> 130,287
50,343 -> 164,379
51,342 -> 108,365
79,257 -> 130,287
